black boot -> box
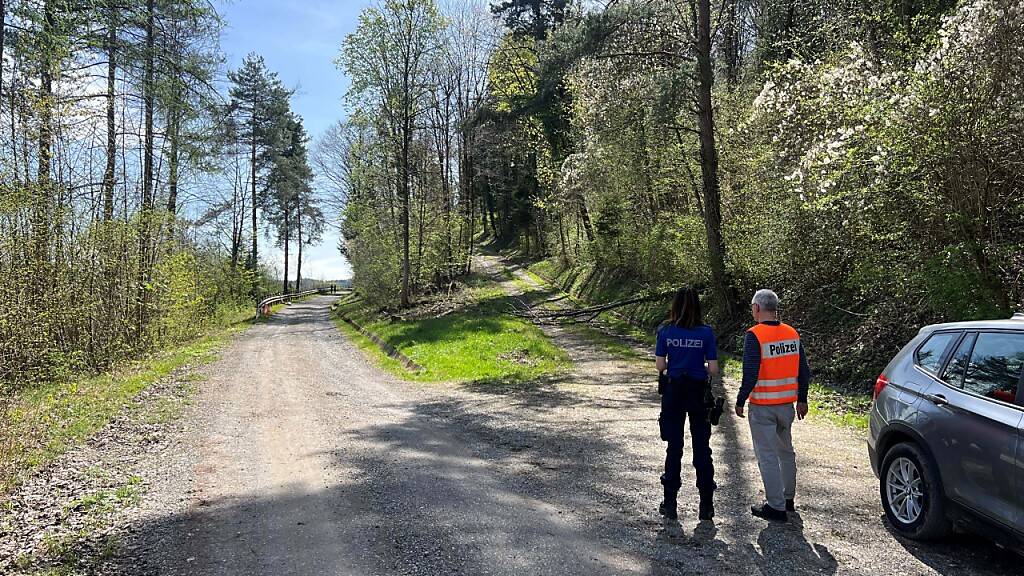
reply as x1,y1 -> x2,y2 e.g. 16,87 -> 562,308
698,490 -> 715,520
750,503 -> 788,522
659,488 -> 678,520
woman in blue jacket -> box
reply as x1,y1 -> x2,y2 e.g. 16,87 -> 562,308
655,287 -> 719,521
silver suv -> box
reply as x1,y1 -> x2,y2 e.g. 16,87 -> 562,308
867,312 -> 1024,549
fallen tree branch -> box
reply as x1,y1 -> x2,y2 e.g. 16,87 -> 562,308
511,291 -> 674,321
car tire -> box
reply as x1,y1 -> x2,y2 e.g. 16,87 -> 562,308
880,441 -> 951,540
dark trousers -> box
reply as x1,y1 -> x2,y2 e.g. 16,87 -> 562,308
659,377 -> 715,494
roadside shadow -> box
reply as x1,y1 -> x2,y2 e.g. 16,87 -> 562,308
116,395 -> 656,575
651,519 -> 734,574
886,521 -> 1022,575
461,373 -> 586,410
743,519 -> 838,576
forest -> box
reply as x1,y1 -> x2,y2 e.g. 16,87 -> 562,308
0,0 -> 324,392
1,0 -> 1022,396
331,0 -> 1024,389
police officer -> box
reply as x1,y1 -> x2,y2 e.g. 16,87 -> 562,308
655,287 -> 718,521
735,289 -> 810,522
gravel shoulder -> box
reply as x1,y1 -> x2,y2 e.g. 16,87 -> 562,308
6,290 -> 1019,575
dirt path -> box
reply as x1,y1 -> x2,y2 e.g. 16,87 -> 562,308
114,292 -> 1019,575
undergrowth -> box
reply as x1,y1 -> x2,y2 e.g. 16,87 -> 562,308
0,307 -> 252,493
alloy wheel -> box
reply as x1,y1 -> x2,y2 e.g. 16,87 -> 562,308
886,456 -> 924,524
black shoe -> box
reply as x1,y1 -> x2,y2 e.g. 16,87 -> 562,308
659,500 -> 678,520
660,487 -> 678,520
698,491 -> 715,520
750,503 -> 787,522
786,499 -> 795,512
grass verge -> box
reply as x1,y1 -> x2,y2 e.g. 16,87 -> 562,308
722,353 -> 868,429
1,311 -> 251,494
332,278 -> 570,383
807,383 -> 871,429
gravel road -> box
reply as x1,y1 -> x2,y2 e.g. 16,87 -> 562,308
117,294 -> 1019,576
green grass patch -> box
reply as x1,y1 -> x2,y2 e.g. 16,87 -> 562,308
720,354 -> 744,380
719,353 -> 867,429
1,319 -> 249,494
333,279 -> 570,383
807,383 -> 871,430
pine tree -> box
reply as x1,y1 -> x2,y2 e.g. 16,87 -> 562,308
227,54 -> 292,275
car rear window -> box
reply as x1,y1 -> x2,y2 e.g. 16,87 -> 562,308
915,332 -> 958,375
961,332 -> 1024,404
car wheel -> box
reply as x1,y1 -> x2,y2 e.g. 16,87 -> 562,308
880,441 -> 950,540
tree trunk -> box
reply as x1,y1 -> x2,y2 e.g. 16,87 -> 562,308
295,192 -> 303,292
558,213 -> 567,258
465,147 -> 475,274
231,183 -> 241,270
782,0 -> 795,61
35,0 -> 55,261
8,65 -> 17,185
695,0 -> 738,320
724,0 -> 740,86
1,0 -> 6,107
441,124 -> 452,272
102,9 -> 116,222
400,101 -> 412,307
137,0 -> 156,333
166,93 -> 181,218
282,200 -> 290,294
578,201 -> 595,242
142,0 -> 155,213
485,179 -> 498,237
249,118 -> 258,271
416,173 -> 426,286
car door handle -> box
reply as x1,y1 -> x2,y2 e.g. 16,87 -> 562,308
928,394 -> 949,406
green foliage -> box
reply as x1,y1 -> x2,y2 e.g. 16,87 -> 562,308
0,210 -> 259,394
334,280 -> 570,382
469,0 -> 1023,392
741,0 -> 1024,384
343,200 -> 405,308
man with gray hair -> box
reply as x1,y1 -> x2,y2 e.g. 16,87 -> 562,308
735,289 -> 811,522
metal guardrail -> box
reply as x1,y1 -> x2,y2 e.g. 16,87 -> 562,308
256,288 -> 335,318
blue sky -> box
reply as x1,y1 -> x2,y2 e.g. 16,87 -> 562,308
218,0 -> 372,281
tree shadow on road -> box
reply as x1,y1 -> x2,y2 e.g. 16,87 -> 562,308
111,356 -> 1023,576
460,373 -> 587,410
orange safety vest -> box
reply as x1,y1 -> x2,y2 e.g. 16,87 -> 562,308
748,322 -> 801,405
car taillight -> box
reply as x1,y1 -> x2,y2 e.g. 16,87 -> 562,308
873,374 -> 890,400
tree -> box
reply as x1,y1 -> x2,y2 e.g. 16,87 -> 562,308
227,53 -> 292,274
264,113 -> 315,294
340,0 -> 446,307
491,0 -> 569,41
693,0 -> 739,320
101,0 -> 119,222
295,186 -> 325,292
0,0 -> 272,395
